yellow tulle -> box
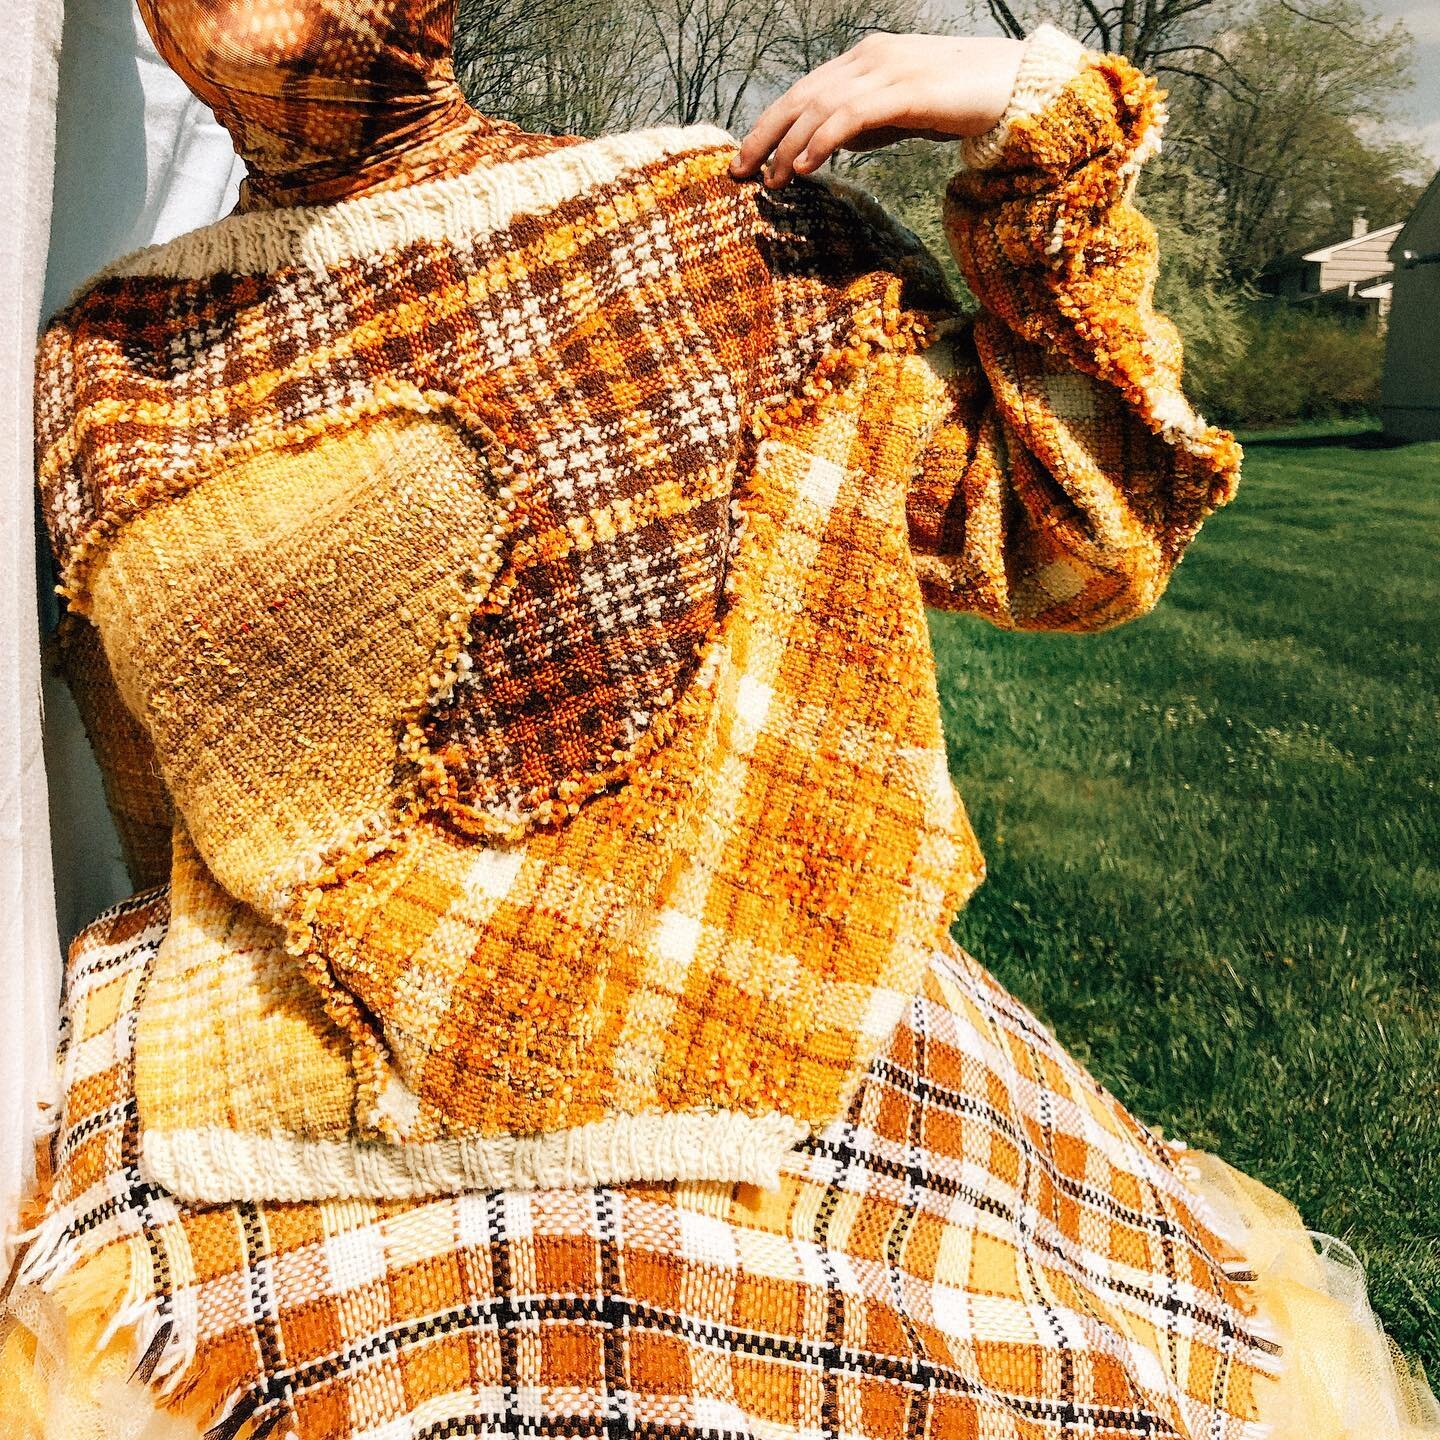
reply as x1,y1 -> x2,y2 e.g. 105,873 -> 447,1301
1187,1152 -> 1440,1440
0,1244 -> 202,1440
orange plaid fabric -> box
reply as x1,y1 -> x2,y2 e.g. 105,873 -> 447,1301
2,892 -> 1281,1440
34,30 -> 1242,1195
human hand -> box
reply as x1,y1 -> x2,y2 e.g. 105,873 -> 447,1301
730,33 -> 1026,187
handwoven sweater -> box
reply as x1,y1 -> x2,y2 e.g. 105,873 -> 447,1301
37,24 -> 1241,1199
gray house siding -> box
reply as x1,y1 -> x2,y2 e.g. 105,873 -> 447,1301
1382,174 -> 1440,443
1259,220 -> 1401,323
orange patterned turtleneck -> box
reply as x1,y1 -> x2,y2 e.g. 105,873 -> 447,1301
134,0 -> 575,211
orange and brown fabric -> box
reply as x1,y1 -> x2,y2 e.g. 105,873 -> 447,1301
32,13 -> 1248,1205
2,891 -> 1283,1440
11,7 -> 1420,1438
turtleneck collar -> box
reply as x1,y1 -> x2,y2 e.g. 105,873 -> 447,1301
135,0 -> 576,213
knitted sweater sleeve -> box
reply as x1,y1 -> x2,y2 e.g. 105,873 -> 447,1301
899,24 -> 1241,630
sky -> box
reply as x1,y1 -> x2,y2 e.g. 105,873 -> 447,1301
1372,0 -> 1440,166
943,0 -> 1440,171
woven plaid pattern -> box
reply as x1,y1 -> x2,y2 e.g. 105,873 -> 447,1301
124,342 -> 987,1200
3,892 -> 1280,1440
34,32 -> 1244,1195
133,0 -> 577,211
298,348 -> 983,1147
37,145 -> 935,837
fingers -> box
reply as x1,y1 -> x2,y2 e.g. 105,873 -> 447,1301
729,98 -> 811,183
765,100 -> 839,186
731,53 -> 857,182
729,33 -> 927,187
793,94 -> 895,175
733,83 -> 891,187
727,32 -> 1023,186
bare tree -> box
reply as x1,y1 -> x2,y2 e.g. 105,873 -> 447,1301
457,0 -> 938,136
1166,0 -> 1420,276
636,0 -> 784,128
454,0 -> 659,135
949,0 -> 1230,73
769,0 -> 936,84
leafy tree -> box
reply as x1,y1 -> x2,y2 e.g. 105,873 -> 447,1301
1135,153 -> 1248,404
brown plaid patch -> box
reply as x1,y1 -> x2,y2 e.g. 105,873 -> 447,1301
38,143 -> 939,841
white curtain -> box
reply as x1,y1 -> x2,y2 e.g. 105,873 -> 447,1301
1,0 -> 64,1248
2,0 -> 242,1237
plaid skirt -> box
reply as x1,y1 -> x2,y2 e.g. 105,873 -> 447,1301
0,888 -> 1308,1439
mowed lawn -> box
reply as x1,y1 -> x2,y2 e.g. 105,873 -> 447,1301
928,425 -> 1440,1366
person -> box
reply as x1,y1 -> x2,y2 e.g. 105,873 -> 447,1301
3,2 -> 1434,1437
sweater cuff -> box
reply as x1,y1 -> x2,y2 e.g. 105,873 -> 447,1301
960,23 -> 1088,170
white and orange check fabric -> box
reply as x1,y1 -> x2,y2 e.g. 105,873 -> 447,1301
3,893 -> 1281,1440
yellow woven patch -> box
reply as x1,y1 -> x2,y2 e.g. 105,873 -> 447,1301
87,395 -> 509,913
136,828 -> 358,1142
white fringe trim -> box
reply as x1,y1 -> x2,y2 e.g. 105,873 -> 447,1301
9,1203 -> 198,1399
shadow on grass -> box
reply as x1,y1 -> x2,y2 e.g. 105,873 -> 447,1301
1239,427 -> 1403,450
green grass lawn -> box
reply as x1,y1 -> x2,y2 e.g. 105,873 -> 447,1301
929,426 -> 1440,1367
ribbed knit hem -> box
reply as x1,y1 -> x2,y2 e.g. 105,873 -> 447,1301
140,1110 -> 811,1202
961,23 -> 1088,169
70,123 -> 735,292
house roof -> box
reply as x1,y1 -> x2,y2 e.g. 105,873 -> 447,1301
1261,219 -> 1406,276
1301,221 -> 1404,263
1391,169 -> 1440,259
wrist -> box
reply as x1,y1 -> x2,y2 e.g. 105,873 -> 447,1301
954,37 -> 1027,139
960,23 -> 1088,169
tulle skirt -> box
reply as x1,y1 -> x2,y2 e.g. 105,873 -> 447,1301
1190,1152 -> 1438,1440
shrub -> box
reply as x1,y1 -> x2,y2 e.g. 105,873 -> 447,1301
1189,306 -> 1384,428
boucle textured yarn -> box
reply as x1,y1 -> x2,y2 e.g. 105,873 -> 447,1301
35,26 -> 1242,1200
